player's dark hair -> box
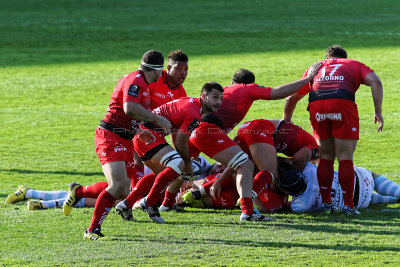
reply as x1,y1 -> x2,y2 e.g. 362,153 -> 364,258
326,45 -> 347,59
140,50 -> 164,71
168,50 -> 188,63
201,82 -> 224,94
201,113 -> 224,129
232,68 -> 255,84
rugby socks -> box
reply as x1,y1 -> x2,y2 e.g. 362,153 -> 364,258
130,164 -> 144,189
26,189 -> 67,201
146,168 -> 180,207
253,171 -> 273,196
240,197 -> 254,215
162,190 -> 178,208
370,193 -> 398,204
41,198 -> 86,209
76,181 -> 108,199
338,160 -> 355,209
125,173 -> 156,208
317,159 -> 334,204
374,175 -> 400,198
88,190 -> 116,232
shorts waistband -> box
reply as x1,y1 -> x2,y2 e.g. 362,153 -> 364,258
99,120 -> 135,140
308,89 -> 355,103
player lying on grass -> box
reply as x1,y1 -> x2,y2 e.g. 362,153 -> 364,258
180,158 -> 400,213
290,159 -> 400,213
4,157 -> 212,211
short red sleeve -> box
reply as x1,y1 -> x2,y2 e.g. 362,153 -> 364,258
247,84 -> 272,101
122,76 -> 146,104
179,105 -> 201,136
297,68 -> 311,95
358,62 -> 374,84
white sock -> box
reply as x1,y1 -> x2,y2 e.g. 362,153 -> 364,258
26,189 -> 68,200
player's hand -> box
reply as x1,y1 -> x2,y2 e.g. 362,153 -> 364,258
210,181 -> 222,200
374,113 -> 384,132
136,128 -> 156,144
181,161 -> 193,180
154,115 -> 172,134
306,61 -> 322,79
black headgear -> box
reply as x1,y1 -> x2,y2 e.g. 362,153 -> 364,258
278,169 -> 307,196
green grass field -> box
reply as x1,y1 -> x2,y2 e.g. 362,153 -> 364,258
1,0 -> 400,265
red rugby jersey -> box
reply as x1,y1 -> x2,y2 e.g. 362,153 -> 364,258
103,70 -> 151,131
153,97 -> 202,136
216,83 -> 272,133
148,70 -> 187,110
298,58 -> 374,96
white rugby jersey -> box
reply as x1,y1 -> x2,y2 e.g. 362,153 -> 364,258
291,163 -> 372,212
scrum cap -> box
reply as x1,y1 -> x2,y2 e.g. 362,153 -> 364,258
141,50 -> 164,70
278,169 -> 307,196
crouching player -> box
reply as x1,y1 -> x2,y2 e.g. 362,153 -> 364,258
114,82 -> 224,224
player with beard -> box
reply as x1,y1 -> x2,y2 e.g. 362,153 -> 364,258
62,50 -> 190,219
188,62 -> 321,222
114,82 -> 224,224
63,50 -> 172,241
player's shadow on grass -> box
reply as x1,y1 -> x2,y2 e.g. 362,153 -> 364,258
0,168 -> 103,177
113,234 -> 400,253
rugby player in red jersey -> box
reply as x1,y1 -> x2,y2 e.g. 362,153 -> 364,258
130,50 -> 188,189
62,50 -> 190,209
114,82 -> 224,223
188,62 -> 321,222
283,45 -> 384,215
148,50 -> 188,110
63,50 -> 173,241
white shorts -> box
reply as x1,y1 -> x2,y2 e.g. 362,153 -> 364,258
354,167 -> 374,209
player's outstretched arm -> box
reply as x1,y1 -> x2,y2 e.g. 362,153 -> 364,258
283,92 -> 305,122
364,72 -> 384,132
269,62 -> 321,100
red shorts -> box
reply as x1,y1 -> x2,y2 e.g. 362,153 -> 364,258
308,99 -> 359,140
274,121 -> 318,157
235,119 -> 275,155
133,125 -> 169,161
189,122 -> 237,158
94,127 -> 136,177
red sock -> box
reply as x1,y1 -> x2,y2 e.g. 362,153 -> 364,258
317,159 -> 334,204
146,168 -> 180,207
253,171 -> 273,195
339,160 -> 355,208
88,190 -> 116,232
240,197 -> 254,215
76,181 -> 108,199
125,173 -> 156,208
162,190 -> 177,208
129,164 -> 144,189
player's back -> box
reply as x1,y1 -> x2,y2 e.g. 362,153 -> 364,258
305,58 -> 374,102
216,83 -> 271,133
154,97 -> 201,132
